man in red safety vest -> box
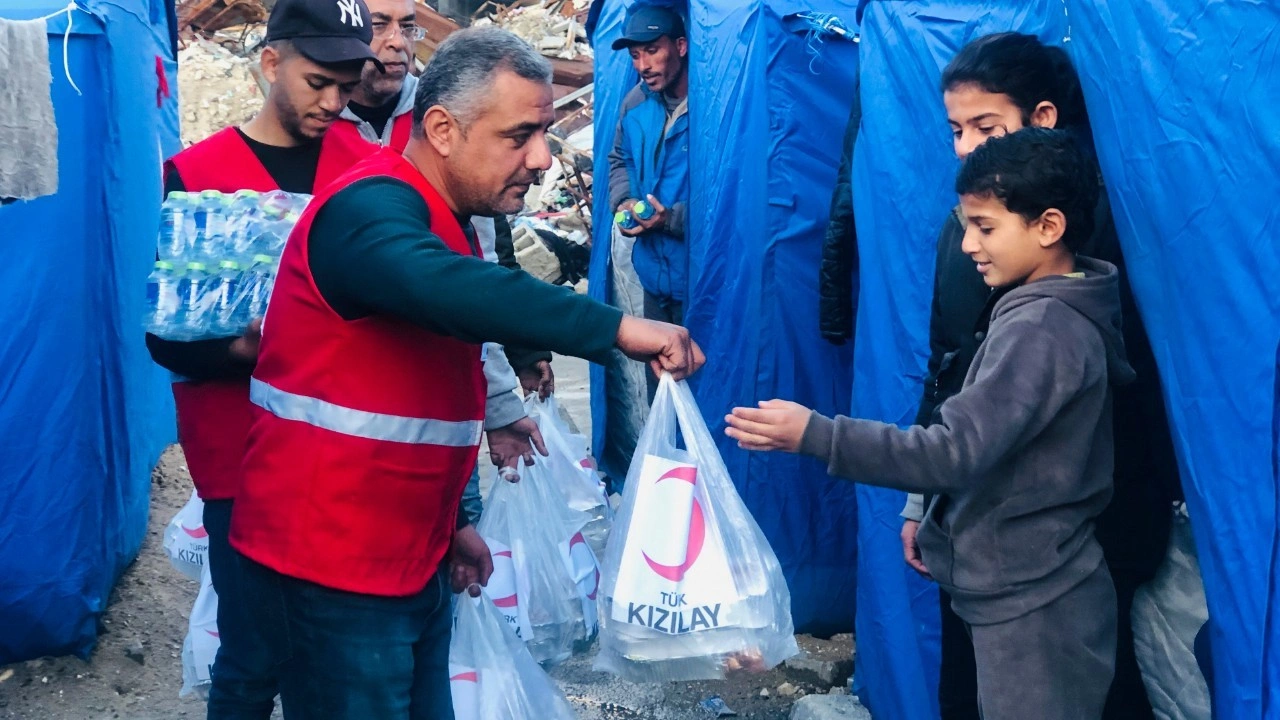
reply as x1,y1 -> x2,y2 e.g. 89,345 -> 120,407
146,0 -> 378,715
231,26 -> 703,719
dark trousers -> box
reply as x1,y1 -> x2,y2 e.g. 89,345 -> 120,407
643,289 -> 685,402
239,555 -> 455,720
202,499 -> 278,720
967,563 -> 1117,720
938,568 -> 1153,720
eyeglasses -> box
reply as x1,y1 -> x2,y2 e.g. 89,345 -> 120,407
371,21 -> 427,41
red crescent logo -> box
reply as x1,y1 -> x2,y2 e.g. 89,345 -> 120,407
181,523 -> 208,539
450,671 -> 478,683
568,532 -> 601,599
491,549 -> 519,608
642,466 -> 705,582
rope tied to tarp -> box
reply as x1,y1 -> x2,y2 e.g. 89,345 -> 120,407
22,1 -> 83,95
794,11 -> 857,75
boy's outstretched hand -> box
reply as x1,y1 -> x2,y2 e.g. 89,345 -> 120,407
725,400 -> 812,453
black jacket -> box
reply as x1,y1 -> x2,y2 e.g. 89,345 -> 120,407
818,79 -> 862,345
917,190 -> 1181,579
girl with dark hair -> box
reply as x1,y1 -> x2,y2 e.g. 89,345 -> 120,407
898,32 -> 1179,720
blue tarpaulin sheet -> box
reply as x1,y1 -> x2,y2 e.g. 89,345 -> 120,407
589,0 -> 861,635
0,0 -> 177,663
853,1 -> 1280,717
1066,3 -> 1280,715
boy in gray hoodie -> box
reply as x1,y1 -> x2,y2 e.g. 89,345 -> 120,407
726,128 -> 1133,720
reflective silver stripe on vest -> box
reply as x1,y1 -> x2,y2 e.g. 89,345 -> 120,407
250,378 -> 483,447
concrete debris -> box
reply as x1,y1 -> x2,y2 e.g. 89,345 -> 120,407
123,640 -> 146,666
777,682 -> 798,697
784,651 -> 854,688
474,1 -> 593,60
789,694 -> 873,720
178,40 -> 262,147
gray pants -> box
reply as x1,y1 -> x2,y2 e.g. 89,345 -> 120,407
968,563 -> 1117,720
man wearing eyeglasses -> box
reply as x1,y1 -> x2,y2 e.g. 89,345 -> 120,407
332,0 -> 422,150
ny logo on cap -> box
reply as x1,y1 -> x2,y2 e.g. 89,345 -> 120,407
336,0 -> 364,27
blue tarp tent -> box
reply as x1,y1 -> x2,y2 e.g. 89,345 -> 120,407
852,2 -> 1280,717
588,0 -> 862,636
0,0 -> 178,663
593,0 -> 1279,717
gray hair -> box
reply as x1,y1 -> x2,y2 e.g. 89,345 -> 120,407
413,27 -> 553,133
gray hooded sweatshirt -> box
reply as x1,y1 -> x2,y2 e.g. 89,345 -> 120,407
800,257 -> 1136,625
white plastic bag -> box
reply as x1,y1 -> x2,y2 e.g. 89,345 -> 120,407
1132,504 -> 1210,720
164,490 -> 208,581
180,563 -> 220,698
527,394 -> 612,557
594,374 -> 799,682
478,456 -> 595,665
449,590 -> 576,720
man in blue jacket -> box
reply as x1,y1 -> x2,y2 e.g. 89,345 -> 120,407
607,4 -> 690,401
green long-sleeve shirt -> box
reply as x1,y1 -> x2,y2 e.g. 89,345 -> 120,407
307,176 -> 622,364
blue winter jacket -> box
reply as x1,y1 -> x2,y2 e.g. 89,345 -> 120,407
607,84 -> 690,302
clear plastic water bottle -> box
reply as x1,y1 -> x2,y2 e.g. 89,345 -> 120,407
179,261 -> 214,340
193,190 -> 229,264
145,260 -> 181,337
253,206 -> 290,257
211,260 -> 243,336
158,192 -> 194,262
227,190 -> 262,264
244,254 -> 277,322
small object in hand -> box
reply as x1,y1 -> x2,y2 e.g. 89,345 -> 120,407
614,208 -> 639,230
698,695 -> 737,717
632,199 -> 656,221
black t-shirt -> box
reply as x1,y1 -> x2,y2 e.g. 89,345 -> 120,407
347,96 -> 399,140
163,128 -> 321,195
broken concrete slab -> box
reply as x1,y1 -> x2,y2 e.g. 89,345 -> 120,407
785,651 -> 855,687
789,694 -> 872,720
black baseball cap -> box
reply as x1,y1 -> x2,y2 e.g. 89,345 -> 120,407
611,5 -> 685,50
266,0 -> 383,70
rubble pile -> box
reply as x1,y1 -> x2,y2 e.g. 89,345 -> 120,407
177,39 -> 263,146
474,1 -> 593,60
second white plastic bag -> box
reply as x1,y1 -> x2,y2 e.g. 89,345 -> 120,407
163,490 -> 208,581
594,374 -> 799,682
527,394 -> 612,557
180,563 -> 220,698
449,590 -> 576,720
477,451 -> 598,665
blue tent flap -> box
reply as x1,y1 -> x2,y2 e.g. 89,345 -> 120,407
0,0 -> 177,662
590,0 -> 861,635
1065,2 -> 1280,715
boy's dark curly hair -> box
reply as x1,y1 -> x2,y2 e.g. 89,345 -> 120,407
955,128 -> 1100,253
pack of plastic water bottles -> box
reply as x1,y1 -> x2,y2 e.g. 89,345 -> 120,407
145,189 -> 310,341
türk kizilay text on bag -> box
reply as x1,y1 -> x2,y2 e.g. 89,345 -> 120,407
612,455 -> 741,636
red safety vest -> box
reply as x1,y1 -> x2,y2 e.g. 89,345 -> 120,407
329,109 -> 414,153
230,148 -> 487,596
163,127 -> 371,500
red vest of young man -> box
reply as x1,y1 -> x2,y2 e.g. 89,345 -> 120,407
230,148 -> 486,596
163,127 -> 372,501
329,109 -> 413,153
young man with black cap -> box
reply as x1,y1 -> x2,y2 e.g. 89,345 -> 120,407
607,4 -> 691,400
145,0 -> 378,716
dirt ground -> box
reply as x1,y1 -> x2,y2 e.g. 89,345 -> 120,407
0,355 -> 854,720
